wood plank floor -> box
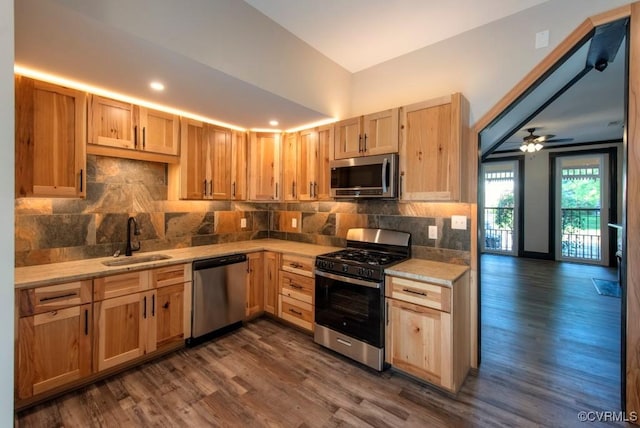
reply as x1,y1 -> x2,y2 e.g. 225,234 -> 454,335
17,255 -> 626,427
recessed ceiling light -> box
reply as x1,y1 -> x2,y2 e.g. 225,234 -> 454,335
269,120 -> 279,126
150,81 -> 165,91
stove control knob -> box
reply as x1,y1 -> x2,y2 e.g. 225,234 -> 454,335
368,269 -> 374,277
342,264 -> 349,273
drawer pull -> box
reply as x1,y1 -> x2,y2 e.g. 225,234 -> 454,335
39,292 -> 77,303
288,308 -> 303,316
289,262 -> 303,269
337,338 -> 352,347
402,288 -> 427,297
289,283 -> 303,290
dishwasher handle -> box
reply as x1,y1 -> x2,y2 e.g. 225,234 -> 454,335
193,253 -> 247,270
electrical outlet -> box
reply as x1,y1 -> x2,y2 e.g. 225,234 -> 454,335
240,218 -> 247,228
428,225 -> 438,240
451,215 -> 467,230
291,218 -> 297,228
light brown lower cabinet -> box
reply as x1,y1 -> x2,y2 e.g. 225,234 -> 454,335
278,254 -> 315,332
263,251 -> 280,315
246,252 -> 265,320
16,264 -> 190,408
385,273 -> 470,393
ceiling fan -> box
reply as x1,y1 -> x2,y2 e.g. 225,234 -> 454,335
519,128 -> 573,152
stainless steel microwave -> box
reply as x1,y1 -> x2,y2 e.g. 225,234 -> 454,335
330,153 -> 398,199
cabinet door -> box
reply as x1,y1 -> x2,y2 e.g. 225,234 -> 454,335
208,125 -> 232,200
400,94 -> 464,201
180,118 -> 208,199
139,107 -> 180,156
231,131 -> 248,200
155,283 -> 185,349
248,132 -> 281,200
15,76 -> 87,198
298,129 -> 317,201
17,303 -> 92,399
263,251 -> 280,315
88,95 -> 135,149
363,108 -> 399,156
315,125 -> 333,200
386,298 -> 451,388
334,116 -> 362,159
282,132 -> 298,201
246,252 -> 264,319
94,291 -> 154,371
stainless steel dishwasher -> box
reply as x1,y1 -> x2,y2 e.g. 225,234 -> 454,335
188,253 -> 247,346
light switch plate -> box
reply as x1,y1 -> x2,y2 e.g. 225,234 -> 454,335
291,218 -> 297,228
451,215 -> 467,230
535,30 -> 549,49
240,218 -> 247,228
428,225 -> 438,240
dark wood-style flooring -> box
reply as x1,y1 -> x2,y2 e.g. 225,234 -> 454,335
17,255 -> 626,427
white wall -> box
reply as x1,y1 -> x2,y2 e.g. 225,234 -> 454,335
350,0 -> 632,123
0,0 -> 14,421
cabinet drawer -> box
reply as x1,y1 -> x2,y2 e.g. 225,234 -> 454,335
280,271 -> 314,304
150,264 -> 189,288
281,254 -> 314,277
279,295 -> 313,331
94,271 -> 149,301
386,276 -> 451,312
19,280 -> 92,317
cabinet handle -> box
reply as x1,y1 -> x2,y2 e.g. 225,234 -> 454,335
203,180 -> 207,197
143,296 -> 147,319
358,134 -> 363,152
39,292 -> 77,303
289,262 -> 302,269
134,125 -> 138,148
79,169 -> 83,193
386,301 -> 389,326
163,301 -> 169,309
292,181 -> 296,198
314,182 -> 318,198
402,288 -> 427,297
232,181 -> 236,197
142,127 -> 146,149
289,283 -> 303,290
289,308 -> 303,316
399,174 -> 403,198
309,181 -> 313,198
84,309 -> 89,335
275,182 -> 279,199
209,180 -> 213,197
363,133 -> 368,152
152,294 -> 155,317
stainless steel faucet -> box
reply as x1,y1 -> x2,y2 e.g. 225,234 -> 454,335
125,216 -> 141,256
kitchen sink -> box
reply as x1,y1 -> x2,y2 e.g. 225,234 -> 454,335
102,254 -> 172,267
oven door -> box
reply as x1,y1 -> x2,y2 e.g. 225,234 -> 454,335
314,270 -> 384,348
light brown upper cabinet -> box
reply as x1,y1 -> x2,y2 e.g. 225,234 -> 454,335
173,118 -> 236,200
15,76 -> 87,198
334,108 -> 399,159
399,93 -> 469,201
88,95 -> 179,159
248,132 -> 281,201
230,131 -> 248,201
282,132 -> 298,201
297,125 -> 333,201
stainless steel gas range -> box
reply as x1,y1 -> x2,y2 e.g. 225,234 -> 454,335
314,228 -> 411,371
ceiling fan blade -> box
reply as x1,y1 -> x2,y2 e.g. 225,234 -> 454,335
534,134 -> 555,142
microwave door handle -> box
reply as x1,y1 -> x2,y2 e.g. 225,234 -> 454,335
381,157 -> 388,194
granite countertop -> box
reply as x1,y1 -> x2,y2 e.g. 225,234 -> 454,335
15,239 -> 340,289
15,239 -> 471,290
384,258 -> 469,287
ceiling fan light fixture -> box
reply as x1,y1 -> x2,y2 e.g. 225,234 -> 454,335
520,142 -> 543,152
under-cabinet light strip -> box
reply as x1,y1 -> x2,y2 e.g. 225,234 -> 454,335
14,65 -> 247,132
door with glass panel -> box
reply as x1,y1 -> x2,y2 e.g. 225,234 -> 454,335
482,161 -> 518,255
555,154 -> 609,265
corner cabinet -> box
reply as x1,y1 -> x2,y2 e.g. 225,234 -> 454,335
246,252 -> 264,320
399,93 -> 470,201
334,108 -> 399,159
87,94 -> 179,161
385,272 -> 470,393
263,251 -> 280,315
15,76 -> 87,198
248,132 -> 281,201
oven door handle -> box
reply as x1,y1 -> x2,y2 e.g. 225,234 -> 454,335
314,269 -> 382,289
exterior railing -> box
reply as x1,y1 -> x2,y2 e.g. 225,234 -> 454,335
484,207 -> 513,252
561,208 -> 601,260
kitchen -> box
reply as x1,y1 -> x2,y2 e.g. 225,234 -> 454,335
3,0 -> 640,426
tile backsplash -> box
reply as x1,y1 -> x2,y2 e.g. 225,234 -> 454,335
15,156 -> 472,267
